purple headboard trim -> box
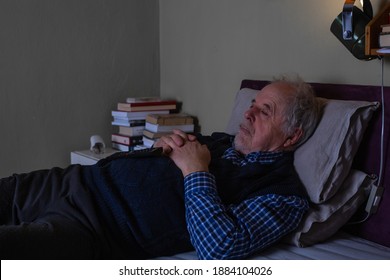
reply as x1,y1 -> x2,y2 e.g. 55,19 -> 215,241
241,79 -> 390,247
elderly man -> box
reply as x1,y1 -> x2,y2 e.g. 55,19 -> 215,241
0,76 -> 320,260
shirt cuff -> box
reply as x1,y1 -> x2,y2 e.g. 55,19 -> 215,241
184,171 -> 217,196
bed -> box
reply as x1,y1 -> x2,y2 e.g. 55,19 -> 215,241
158,79 -> 390,260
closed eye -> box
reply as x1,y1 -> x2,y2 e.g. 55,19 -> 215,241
250,99 -> 273,117
260,104 -> 272,117
261,109 -> 270,116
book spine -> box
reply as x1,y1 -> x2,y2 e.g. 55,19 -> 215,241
118,126 -> 145,136
111,134 -> 143,145
143,130 -> 171,139
124,100 -> 177,107
112,142 -> 138,152
146,114 -> 193,125
112,110 -> 170,118
112,120 -> 146,127
117,103 -> 176,112
112,119 -> 145,125
144,123 -> 195,133
379,32 -> 390,48
142,136 -> 155,148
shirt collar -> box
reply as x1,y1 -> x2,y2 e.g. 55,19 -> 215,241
222,147 -> 285,166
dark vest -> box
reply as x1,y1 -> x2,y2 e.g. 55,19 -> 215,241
84,133 -> 307,258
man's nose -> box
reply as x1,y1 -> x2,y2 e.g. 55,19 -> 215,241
244,107 -> 257,121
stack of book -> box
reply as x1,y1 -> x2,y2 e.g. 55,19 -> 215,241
111,97 -> 177,151
142,113 -> 195,147
379,17 -> 390,53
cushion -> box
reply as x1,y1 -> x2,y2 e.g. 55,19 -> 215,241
284,169 -> 375,247
225,88 -> 379,204
294,98 -> 379,203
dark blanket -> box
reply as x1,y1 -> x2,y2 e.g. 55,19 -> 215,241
0,165 -> 108,259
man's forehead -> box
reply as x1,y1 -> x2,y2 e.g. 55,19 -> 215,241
257,86 -> 284,102
256,84 -> 292,113
259,82 -> 294,100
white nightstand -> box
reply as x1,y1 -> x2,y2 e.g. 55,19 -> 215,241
70,148 -> 118,165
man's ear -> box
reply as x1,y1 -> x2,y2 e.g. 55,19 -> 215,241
283,127 -> 303,149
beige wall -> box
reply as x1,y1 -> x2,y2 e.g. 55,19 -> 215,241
0,0 -> 159,177
160,0 -> 390,134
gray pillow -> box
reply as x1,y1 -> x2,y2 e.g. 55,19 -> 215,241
294,98 -> 379,203
284,169 -> 374,247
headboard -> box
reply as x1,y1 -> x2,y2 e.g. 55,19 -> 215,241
240,79 -> 390,248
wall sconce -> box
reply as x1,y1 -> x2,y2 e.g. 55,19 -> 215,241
330,0 -> 377,60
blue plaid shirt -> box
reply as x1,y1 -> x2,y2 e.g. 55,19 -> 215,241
184,147 -> 308,259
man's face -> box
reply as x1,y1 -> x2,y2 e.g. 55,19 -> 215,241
234,82 -> 293,154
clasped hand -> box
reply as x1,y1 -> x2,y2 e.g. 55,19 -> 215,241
154,130 -> 211,177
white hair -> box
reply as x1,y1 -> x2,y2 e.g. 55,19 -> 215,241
271,74 -> 321,149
